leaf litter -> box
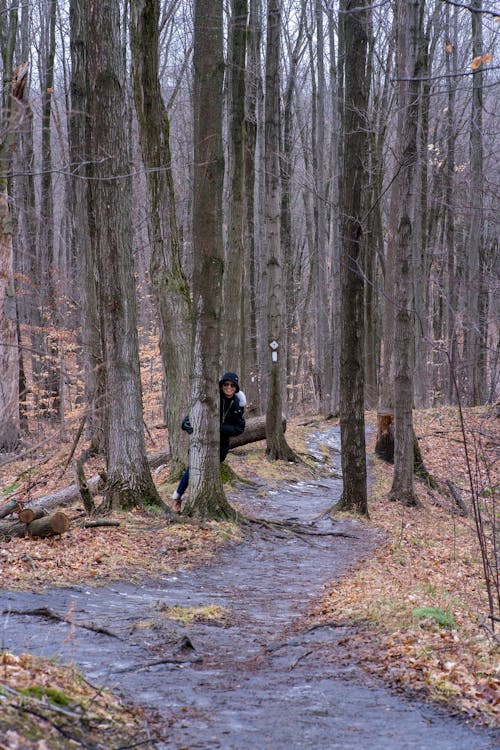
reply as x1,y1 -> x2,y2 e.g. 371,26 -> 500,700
0,406 -> 498,746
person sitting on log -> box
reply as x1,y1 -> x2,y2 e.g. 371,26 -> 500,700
171,372 -> 246,513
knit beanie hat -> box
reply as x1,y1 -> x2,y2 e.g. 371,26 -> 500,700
219,372 -> 240,392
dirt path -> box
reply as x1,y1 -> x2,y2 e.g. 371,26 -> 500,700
2,427 -> 499,749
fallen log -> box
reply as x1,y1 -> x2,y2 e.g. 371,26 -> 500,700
230,414 -> 286,449
0,499 -> 20,519
0,511 -> 70,539
17,507 -> 48,524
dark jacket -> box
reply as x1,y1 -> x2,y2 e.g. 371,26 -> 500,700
219,392 -> 245,460
181,391 -> 245,462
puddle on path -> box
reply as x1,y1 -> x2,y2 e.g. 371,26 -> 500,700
1,427 -> 498,749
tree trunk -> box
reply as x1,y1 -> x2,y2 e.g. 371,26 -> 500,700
130,0 -> 192,477
313,0 -> 331,414
69,0 -> 106,455
389,0 -> 423,507
0,5 -> 26,451
86,0 -> 167,514
242,0 -> 262,413
37,0 -> 60,417
337,0 -> 369,515
464,0 -> 486,405
223,0 -> 248,374
264,0 -> 297,462
185,0 -> 236,520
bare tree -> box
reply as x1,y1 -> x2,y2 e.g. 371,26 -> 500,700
69,0 -> 106,456
242,0 -> 262,413
0,2 -> 25,451
389,0 -> 424,507
86,0 -> 167,513
463,0 -> 486,405
130,0 -> 192,477
264,0 -> 297,461
223,0 -> 248,375
184,0 -> 237,519
337,0 -> 370,515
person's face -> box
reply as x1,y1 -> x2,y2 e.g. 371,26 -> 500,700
222,381 -> 237,397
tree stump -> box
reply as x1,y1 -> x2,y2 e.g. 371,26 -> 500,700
375,408 -> 394,463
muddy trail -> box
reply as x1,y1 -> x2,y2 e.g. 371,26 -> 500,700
2,427 -> 499,749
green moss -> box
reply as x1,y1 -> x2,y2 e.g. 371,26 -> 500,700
21,685 -> 71,706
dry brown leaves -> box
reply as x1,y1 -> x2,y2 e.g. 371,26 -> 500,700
0,510 -> 238,589
312,406 -> 499,728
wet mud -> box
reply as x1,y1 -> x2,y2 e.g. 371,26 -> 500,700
1,427 -> 499,749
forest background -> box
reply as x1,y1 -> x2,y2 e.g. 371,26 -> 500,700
0,0 -> 498,742
0,0 -> 498,542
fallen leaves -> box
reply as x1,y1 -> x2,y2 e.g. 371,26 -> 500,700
312,406 -> 499,727
0,510 -> 239,589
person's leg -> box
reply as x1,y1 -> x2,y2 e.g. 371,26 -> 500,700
172,467 -> 189,511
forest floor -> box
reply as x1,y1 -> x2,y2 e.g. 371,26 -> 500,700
0,406 -> 498,748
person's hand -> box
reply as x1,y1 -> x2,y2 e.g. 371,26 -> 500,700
181,415 -> 193,434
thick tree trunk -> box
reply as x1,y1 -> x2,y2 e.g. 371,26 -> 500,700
130,0 -> 192,477
185,0 -> 236,520
0,10 -> 26,451
264,0 -> 296,462
337,0 -> 369,515
86,0 -> 167,514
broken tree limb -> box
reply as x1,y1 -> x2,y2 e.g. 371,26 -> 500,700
446,479 -> 469,517
75,459 -> 96,516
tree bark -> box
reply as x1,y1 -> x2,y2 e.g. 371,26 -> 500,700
185,0 -> 237,520
86,0 -> 168,514
130,0 -> 192,477
0,5 -> 24,451
389,0 -> 423,507
264,0 -> 297,462
337,0 -> 369,515
223,0 -> 248,374
69,0 -> 106,455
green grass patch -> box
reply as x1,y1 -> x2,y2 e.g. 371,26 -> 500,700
413,606 -> 456,628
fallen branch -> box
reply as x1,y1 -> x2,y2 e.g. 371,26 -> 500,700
3,606 -> 123,639
242,516 -> 358,539
446,479 -> 469,517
